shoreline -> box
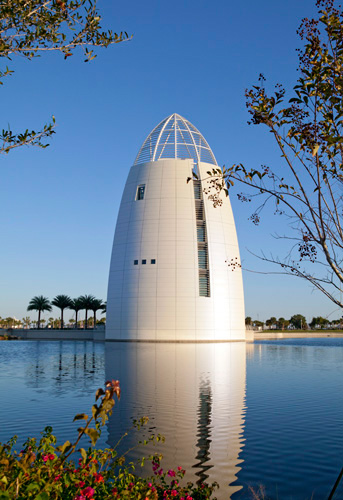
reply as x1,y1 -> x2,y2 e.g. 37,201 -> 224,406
1,328 -> 343,342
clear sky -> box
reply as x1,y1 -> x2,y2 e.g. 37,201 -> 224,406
1,0 -> 340,324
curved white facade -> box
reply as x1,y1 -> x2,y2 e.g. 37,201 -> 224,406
106,114 -> 245,341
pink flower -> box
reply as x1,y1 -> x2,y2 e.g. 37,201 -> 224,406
151,486 -> 156,493
186,496 -> 193,500
80,487 -> 95,499
177,466 -> 183,471
54,474 -> 61,482
148,482 -> 152,488
42,454 -> 54,462
171,490 -> 178,497
77,481 -> 86,488
168,469 -> 176,477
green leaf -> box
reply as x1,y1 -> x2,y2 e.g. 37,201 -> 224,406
34,493 -> 49,500
27,483 -> 40,492
73,413 -> 88,422
84,428 -> 99,446
79,448 -> 87,462
57,440 -> 72,454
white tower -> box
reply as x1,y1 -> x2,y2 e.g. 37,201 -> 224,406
106,114 -> 245,341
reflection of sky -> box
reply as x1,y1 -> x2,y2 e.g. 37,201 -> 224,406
0,341 -> 107,450
234,339 -> 343,499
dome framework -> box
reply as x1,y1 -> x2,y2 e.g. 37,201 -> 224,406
134,113 -> 218,166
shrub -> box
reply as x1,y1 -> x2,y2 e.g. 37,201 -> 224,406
0,380 -> 217,499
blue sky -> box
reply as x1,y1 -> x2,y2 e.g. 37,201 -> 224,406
2,0 -> 340,324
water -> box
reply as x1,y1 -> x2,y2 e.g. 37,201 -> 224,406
0,339 -> 343,499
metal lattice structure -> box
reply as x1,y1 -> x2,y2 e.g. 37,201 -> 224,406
134,113 -> 218,166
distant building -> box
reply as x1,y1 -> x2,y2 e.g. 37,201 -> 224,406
106,114 -> 245,341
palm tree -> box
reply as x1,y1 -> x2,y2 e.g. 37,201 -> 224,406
90,298 -> 104,329
22,316 -> 31,329
27,296 -> 52,329
51,295 -> 73,329
101,301 -> 106,314
78,295 -> 95,329
69,298 -> 83,329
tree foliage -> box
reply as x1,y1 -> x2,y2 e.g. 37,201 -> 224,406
51,294 -> 72,329
0,0 -> 130,154
205,0 -> 343,308
290,314 -> 308,329
27,295 -> 52,328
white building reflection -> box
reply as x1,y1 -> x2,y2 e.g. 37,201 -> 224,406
105,342 -> 247,499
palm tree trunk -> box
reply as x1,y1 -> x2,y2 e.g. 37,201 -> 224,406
38,310 -> 41,329
75,310 -> 78,329
85,309 -> 88,329
61,308 -> 64,330
94,309 -> 97,330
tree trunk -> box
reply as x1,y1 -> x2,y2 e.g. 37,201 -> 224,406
75,310 -> 78,329
85,309 -> 88,329
94,309 -> 97,330
61,308 -> 64,330
38,310 -> 41,329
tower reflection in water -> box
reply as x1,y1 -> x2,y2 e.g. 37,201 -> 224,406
105,342 -> 247,499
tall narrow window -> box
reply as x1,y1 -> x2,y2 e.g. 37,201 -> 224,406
193,180 -> 210,297
136,185 -> 145,200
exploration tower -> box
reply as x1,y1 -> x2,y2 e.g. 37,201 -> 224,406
106,113 -> 245,341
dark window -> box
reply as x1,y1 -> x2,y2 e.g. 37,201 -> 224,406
136,185 -> 145,201
195,200 -> 204,220
198,246 -> 208,269
193,180 -> 202,200
151,259 -> 156,264
142,259 -> 146,265
199,272 -> 210,297
134,260 -> 138,265
197,222 -> 206,242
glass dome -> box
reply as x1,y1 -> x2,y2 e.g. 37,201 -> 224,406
134,113 -> 217,166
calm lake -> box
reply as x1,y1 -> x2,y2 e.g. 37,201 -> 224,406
1,339 -> 343,499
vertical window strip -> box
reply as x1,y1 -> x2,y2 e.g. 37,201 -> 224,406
193,181 -> 210,297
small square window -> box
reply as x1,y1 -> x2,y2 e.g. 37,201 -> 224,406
134,260 -> 138,265
151,259 -> 156,264
142,259 -> 146,265
136,185 -> 145,201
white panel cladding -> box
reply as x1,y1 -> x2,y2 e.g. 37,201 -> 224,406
198,163 -> 245,340
106,158 -> 245,341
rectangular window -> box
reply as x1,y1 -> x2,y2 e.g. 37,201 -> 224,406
195,200 -> 204,220
193,181 -> 202,200
136,185 -> 145,201
199,272 -> 210,297
134,260 -> 138,265
151,259 -> 156,264
197,223 -> 206,242
198,246 -> 208,269
142,259 -> 146,265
